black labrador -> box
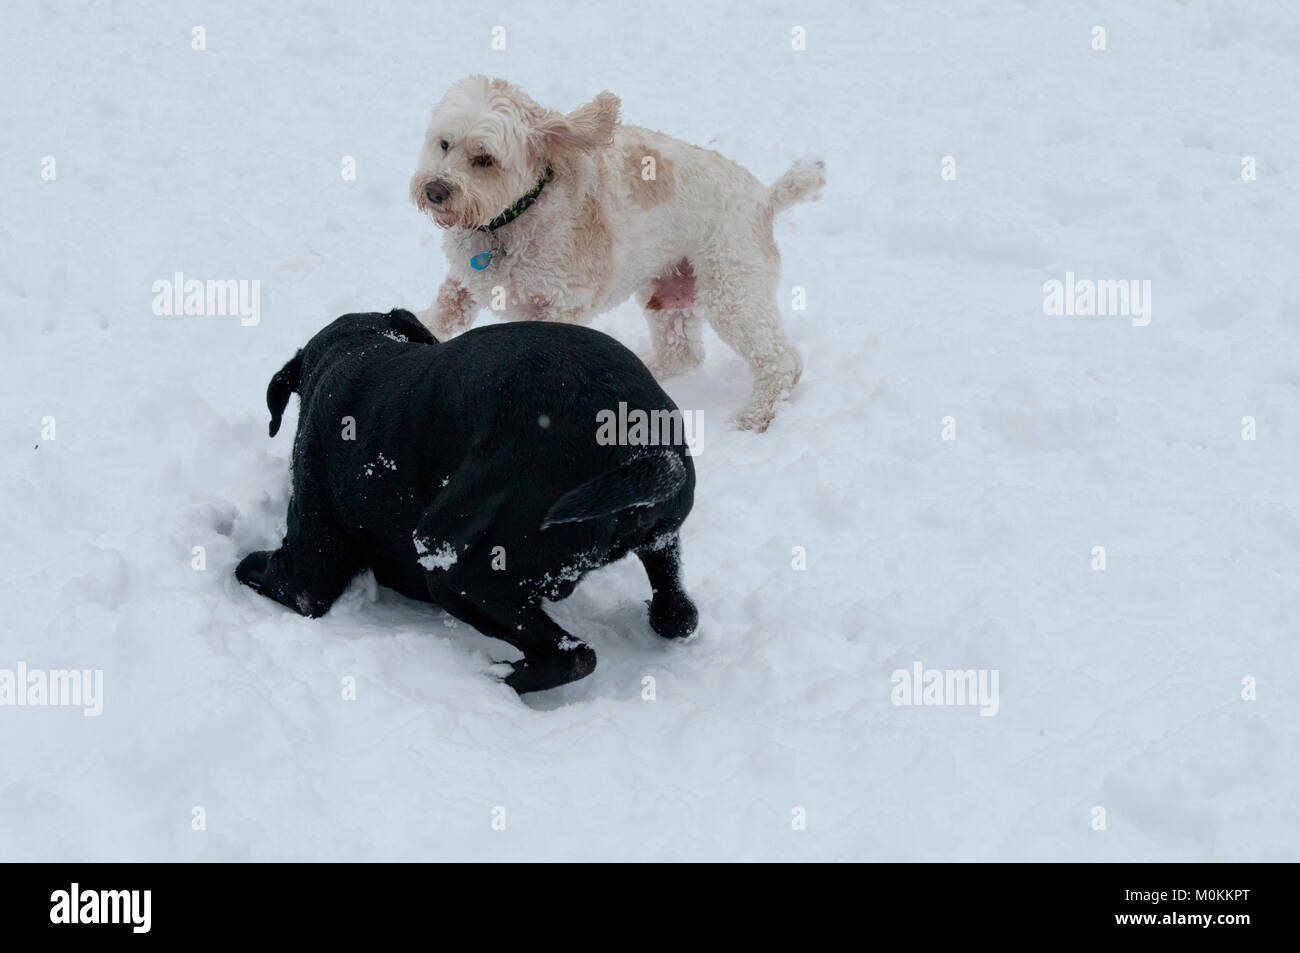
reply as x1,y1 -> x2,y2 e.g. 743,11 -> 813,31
235,309 -> 698,693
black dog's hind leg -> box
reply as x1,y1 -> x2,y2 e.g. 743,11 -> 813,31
637,533 -> 698,639
413,475 -> 596,693
236,497 -> 360,618
436,588 -> 597,694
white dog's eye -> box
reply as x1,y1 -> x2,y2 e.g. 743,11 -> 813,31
472,154 -> 494,168
439,139 -> 449,152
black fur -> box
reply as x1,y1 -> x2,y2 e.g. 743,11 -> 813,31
235,309 -> 698,694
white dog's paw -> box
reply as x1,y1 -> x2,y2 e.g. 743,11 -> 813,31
638,352 -> 668,378
732,406 -> 776,433
416,306 -> 454,342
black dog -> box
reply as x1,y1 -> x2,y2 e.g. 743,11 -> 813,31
236,309 -> 698,693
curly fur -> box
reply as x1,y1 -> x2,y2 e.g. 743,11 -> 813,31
410,75 -> 825,432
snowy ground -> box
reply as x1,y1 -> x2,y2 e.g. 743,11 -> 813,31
2,0 -> 1298,861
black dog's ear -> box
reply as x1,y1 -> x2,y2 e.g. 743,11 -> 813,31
266,351 -> 302,437
387,309 -> 437,345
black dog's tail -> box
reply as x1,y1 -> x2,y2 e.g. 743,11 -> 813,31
541,451 -> 687,529
266,351 -> 303,437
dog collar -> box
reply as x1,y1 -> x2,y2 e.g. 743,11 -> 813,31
479,168 -> 553,234
469,169 -> 553,270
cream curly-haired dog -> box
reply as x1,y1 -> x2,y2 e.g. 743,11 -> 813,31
410,75 -> 823,431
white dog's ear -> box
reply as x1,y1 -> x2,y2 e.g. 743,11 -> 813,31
535,91 -> 621,155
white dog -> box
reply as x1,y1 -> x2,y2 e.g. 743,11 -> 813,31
410,76 -> 824,431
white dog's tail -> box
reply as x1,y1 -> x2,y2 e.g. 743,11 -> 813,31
768,161 -> 825,214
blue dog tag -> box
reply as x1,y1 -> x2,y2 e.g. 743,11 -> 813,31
470,252 -> 492,271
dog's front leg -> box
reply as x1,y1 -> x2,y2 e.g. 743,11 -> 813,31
418,276 -> 480,341
236,493 -> 360,618
235,541 -> 357,618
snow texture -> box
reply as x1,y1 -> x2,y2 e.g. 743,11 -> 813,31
1,1 -> 1297,860
417,544 -> 458,573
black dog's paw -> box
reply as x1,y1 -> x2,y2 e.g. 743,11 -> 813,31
647,593 -> 699,640
235,550 -> 276,593
235,549 -> 326,618
502,644 -> 597,694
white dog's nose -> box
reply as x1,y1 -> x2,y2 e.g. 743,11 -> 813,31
424,180 -> 451,205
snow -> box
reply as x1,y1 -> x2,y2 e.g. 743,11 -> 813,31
416,543 -> 458,573
364,452 -> 397,477
2,0 -> 1298,861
